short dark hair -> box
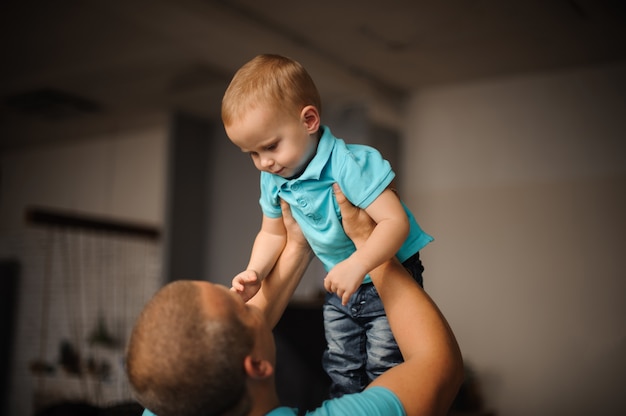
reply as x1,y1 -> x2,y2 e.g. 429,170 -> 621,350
126,280 -> 254,416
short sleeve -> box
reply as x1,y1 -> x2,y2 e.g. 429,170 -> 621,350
259,172 -> 282,218
304,386 -> 406,416
335,145 -> 395,209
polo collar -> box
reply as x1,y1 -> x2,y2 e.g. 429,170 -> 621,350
270,125 -> 335,186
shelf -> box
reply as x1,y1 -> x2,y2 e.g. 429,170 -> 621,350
26,206 -> 160,239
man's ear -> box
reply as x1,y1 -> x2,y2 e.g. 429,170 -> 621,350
301,105 -> 320,133
243,355 -> 274,380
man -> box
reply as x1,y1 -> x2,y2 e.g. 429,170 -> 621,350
126,185 -> 463,415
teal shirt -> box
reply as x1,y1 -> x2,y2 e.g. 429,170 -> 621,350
259,126 -> 433,273
268,387 -> 406,416
142,386 -> 406,416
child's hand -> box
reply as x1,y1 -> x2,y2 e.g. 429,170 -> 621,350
231,270 -> 262,302
324,257 -> 369,306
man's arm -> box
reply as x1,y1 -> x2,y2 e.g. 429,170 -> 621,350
247,200 -> 313,328
335,183 -> 464,415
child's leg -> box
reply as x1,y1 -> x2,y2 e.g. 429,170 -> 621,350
364,313 -> 403,382
322,292 -> 368,398
354,283 -> 404,383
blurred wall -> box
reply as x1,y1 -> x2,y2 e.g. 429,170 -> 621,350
0,124 -> 169,416
403,61 -> 626,415
0,126 -> 168,232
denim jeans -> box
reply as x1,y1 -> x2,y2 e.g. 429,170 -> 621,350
322,252 -> 424,398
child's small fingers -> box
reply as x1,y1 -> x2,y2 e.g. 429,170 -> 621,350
341,292 -> 350,306
244,275 -> 257,283
323,278 -> 332,293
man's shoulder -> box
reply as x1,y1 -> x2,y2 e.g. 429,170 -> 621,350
294,387 -> 405,416
266,407 -> 298,416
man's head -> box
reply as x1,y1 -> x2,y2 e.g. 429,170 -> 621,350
126,280 -> 276,416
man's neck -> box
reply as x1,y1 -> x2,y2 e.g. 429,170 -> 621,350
248,379 -> 281,416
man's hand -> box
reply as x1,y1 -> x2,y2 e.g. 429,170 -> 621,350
231,270 -> 262,302
281,198 -> 310,250
334,183 -> 376,248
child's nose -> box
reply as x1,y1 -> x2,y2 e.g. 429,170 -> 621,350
261,156 -> 274,168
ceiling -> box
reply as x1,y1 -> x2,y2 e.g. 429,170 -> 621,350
2,0 -> 626,149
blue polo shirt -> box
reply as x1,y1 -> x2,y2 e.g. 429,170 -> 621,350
259,126 -> 432,274
267,387 -> 406,415
142,386 -> 406,416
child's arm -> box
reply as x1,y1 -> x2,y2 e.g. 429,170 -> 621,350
232,214 -> 287,301
247,199 -> 314,328
324,185 -> 409,305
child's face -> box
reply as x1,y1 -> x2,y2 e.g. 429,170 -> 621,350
225,105 -> 319,178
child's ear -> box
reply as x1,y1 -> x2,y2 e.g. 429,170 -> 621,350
301,105 -> 320,133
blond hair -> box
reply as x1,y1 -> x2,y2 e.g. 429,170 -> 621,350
222,54 -> 322,126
